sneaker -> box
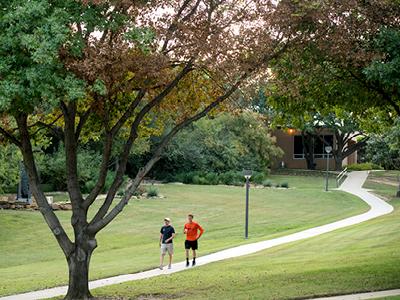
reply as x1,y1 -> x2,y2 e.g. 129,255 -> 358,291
168,264 -> 172,269
192,260 -> 196,267
186,261 -> 190,267
159,265 -> 163,270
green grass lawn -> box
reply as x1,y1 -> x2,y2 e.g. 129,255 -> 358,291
0,175 -> 366,297
88,171 -> 400,300
363,170 -> 400,201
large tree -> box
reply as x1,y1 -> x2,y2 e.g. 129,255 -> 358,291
0,1 -> 315,298
2,1 -> 396,298
315,112 -> 369,171
264,1 -> 400,118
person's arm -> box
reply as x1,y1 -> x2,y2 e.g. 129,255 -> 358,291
165,232 -> 176,243
196,224 -> 204,240
159,227 -> 163,246
183,224 -> 188,235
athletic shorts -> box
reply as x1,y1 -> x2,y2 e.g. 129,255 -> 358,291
161,243 -> 174,255
185,239 -> 198,250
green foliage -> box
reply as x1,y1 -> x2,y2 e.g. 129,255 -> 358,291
252,172 -> 267,184
0,0 -> 85,113
347,163 -> 383,171
364,118 -> 400,170
156,112 -> 282,177
364,29 -> 400,99
84,171 -> 116,195
166,170 -> 269,186
131,185 -> 146,197
124,27 -> 156,53
280,182 -> 289,188
146,186 -> 158,198
262,180 -> 273,187
38,145 -> 107,193
218,171 -> 244,185
0,145 -> 21,194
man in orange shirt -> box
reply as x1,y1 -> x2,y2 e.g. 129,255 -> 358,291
183,213 -> 204,267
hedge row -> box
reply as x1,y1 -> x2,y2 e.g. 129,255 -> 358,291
164,170 -> 270,186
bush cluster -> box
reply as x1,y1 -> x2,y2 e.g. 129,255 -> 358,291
347,162 -> 383,171
146,186 -> 159,197
166,170 -> 269,186
0,145 -> 21,194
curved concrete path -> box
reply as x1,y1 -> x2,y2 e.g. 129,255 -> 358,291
311,288 -> 400,300
0,171 -> 395,300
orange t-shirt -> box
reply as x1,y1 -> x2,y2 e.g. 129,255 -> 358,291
184,222 -> 204,241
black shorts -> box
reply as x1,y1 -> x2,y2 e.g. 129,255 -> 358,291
185,239 -> 198,250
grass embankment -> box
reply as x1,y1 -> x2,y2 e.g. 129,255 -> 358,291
0,175 -> 365,296
89,171 -> 400,300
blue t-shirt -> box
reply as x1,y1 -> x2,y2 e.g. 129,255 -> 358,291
160,225 -> 175,244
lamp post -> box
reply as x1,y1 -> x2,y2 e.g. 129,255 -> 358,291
325,146 -> 333,191
243,169 -> 252,239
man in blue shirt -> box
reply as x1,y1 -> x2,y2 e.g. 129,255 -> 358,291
159,217 -> 176,270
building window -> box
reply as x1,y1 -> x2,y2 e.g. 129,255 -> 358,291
293,135 -> 305,159
293,135 -> 333,159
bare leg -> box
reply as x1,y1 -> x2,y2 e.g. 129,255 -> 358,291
185,249 -> 190,267
168,253 -> 173,268
192,249 -> 196,266
160,254 -> 165,269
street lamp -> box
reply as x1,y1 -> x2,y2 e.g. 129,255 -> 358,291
243,169 -> 252,239
325,146 -> 333,191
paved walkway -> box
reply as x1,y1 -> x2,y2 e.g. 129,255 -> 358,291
311,289 -> 400,300
0,171 -> 396,300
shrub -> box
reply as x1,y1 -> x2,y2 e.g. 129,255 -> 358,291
155,112 -> 283,178
168,170 -> 268,186
205,172 -> 219,185
147,186 -> 159,197
262,180 -> 273,187
251,172 -> 267,184
192,175 -> 209,185
40,183 -> 55,193
133,185 -> 146,197
347,163 -> 383,171
280,182 -> 289,188
219,171 -> 243,185
84,171 -> 119,194
0,145 -> 22,194
38,146 -> 103,192
275,183 -> 281,188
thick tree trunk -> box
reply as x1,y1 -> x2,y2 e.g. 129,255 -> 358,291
302,132 -> 316,170
334,156 -> 342,171
65,237 -> 97,300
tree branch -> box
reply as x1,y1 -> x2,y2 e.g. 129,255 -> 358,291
347,69 -> 400,116
88,70 -> 250,234
0,125 -> 21,147
89,35 -> 293,233
88,62 -> 194,224
161,0 -> 201,53
75,105 -> 94,141
60,101 -> 84,205
82,90 -> 147,209
343,137 -> 369,158
15,113 -> 73,257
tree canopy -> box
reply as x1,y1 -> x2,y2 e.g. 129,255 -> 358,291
1,1 -> 399,299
